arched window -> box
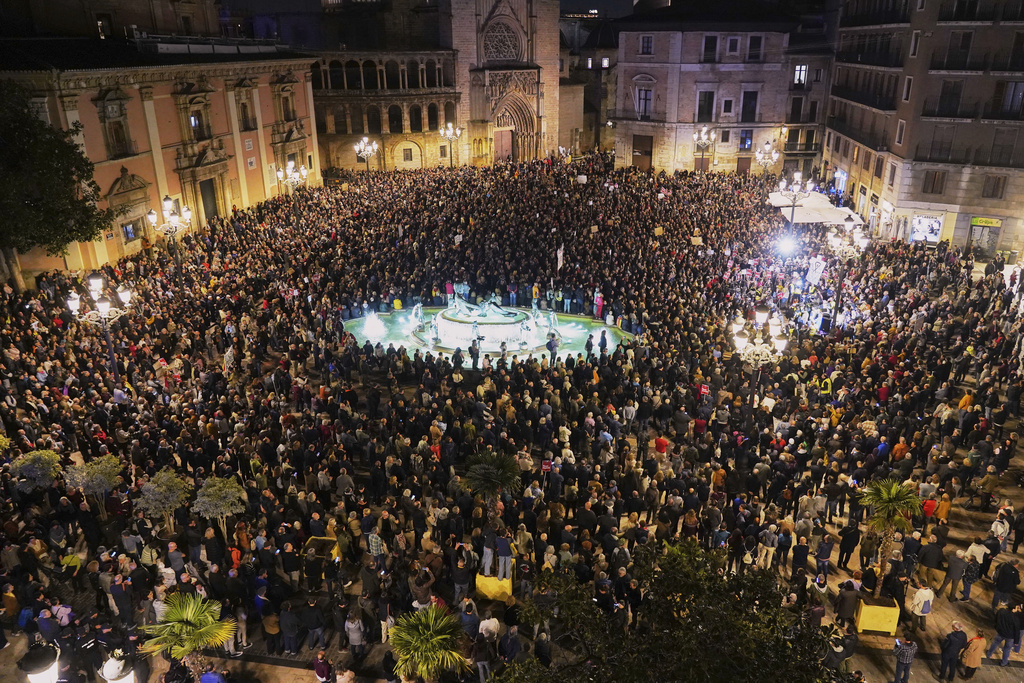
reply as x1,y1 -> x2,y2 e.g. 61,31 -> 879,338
329,60 -> 345,89
333,106 -> 348,134
312,62 -> 324,90
444,101 -> 456,125
362,61 -> 378,90
384,61 -> 401,89
345,61 -> 362,90
367,106 -> 382,134
388,105 -> 404,133
350,104 -> 364,134
409,105 -> 422,132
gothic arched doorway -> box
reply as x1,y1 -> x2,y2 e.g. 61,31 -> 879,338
493,94 -> 536,163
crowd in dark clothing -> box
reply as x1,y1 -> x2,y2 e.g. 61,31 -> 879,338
2,156 -> 1024,682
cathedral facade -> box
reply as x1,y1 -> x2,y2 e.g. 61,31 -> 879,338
443,0 -> 561,164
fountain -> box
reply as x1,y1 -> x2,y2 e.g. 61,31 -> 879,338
412,295 -> 560,353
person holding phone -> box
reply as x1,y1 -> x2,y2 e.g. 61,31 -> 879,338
892,636 -> 917,683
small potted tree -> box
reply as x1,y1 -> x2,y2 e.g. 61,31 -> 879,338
140,593 -> 236,682
855,478 -> 922,635
136,468 -> 192,536
389,605 -> 469,683
65,454 -> 123,521
192,476 -> 247,541
10,449 -> 62,492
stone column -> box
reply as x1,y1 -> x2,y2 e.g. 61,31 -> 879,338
251,86 -> 272,200
224,84 -> 251,207
304,74 -> 323,184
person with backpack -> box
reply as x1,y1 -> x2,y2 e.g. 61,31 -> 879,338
909,584 -> 935,634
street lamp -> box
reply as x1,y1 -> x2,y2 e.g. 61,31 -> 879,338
692,125 -> 715,172
778,171 -> 815,226
354,136 -> 378,172
99,651 -> 135,683
755,140 -> 780,175
828,215 -> 862,331
147,196 -> 192,279
732,308 -> 790,406
276,160 -> 308,193
19,643 -> 59,683
439,123 -> 462,169
67,274 -> 133,381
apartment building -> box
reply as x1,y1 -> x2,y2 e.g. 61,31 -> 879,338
611,5 -> 832,175
824,0 -> 1024,255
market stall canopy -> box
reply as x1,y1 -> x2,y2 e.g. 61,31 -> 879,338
767,191 -> 834,209
823,207 -> 865,226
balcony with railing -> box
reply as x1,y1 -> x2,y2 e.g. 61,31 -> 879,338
827,116 -> 889,151
990,52 -> 1024,71
240,117 -> 258,132
839,9 -> 910,27
108,139 -> 139,160
981,104 -> 1024,121
929,50 -> 989,71
784,141 -> 822,153
1002,2 -> 1024,21
938,1 -> 997,21
831,84 -> 897,111
191,123 -> 214,141
607,108 -> 661,122
835,50 -> 905,68
786,112 -> 819,124
914,143 -> 1024,167
921,98 -> 979,118
790,81 -> 811,92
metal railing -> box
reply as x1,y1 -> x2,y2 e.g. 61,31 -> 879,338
784,141 -> 821,153
108,139 -> 139,159
921,98 -> 979,118
937,2 -> 997,21
990,53 -> 1024,70
835,50 -> 905,68
929,50 -> 989,70
831,84 -> 897,111
827,116 -> 889,151
981,104 -> 1024,121
839,9 -> 910,26
191,123 -> 214,141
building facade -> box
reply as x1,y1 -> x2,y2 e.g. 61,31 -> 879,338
1,37 -> 319,273
824,0 -> 1024,255
311,51 -> 462,170
443,0 -> 562,164
612,10 -> 832,175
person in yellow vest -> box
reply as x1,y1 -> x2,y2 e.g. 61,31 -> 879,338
820,375 -> 833,399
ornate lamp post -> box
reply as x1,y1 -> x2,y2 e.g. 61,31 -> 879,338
276,160 -> 308,193
733,307 -> 789,407
778,171 -> 815,225
755,139 -> 780,175
147,195 -> 191,279
354,136 -> 378,172
67,273 -> 133,381
692,125 -> 715,172
440,122 -> 462,168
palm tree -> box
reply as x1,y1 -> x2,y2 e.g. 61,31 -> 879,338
463,448 -> 522,527
389,606 -> 469,683
859,478 -> 922,594
140,593 -> 236,682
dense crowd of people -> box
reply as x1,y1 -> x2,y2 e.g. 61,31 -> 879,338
1,156 -> 1023,683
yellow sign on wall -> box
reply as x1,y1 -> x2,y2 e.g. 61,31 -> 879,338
970,216 -> 1003,228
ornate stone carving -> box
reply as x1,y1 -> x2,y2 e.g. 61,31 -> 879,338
483,22 -> 522,62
